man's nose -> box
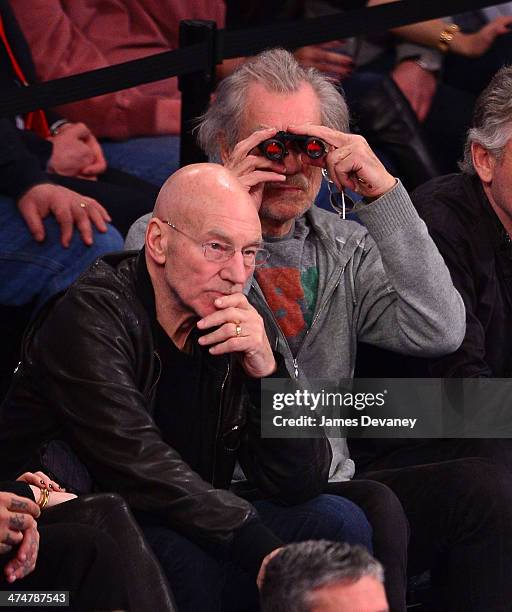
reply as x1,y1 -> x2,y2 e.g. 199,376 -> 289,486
220,251 -> 249,286
282,148 -> 305,175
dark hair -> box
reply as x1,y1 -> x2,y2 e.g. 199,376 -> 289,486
260,541 -> 384,612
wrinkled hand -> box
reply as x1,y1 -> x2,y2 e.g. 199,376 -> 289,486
0,491 -> 40,581
222,128 -> 286,209
294,42 -> 354,80
197,293 -> 276,378
48,122 -> 107,179
287,124 -> 396,198
455,16 -> 512,58
257,547 -> 283,590
391,60 -> 437,122
17,183 -> 111,247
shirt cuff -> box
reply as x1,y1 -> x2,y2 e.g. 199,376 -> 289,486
354,180 -> 420,242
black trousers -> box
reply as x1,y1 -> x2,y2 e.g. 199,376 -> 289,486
0,493 -> 176,612
325,479 -> 409,612
40,494 -> 176,612
0,523 -> 128,611
356,455 -> 512,612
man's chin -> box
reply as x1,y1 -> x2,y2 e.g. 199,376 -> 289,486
196,291 -> 231,318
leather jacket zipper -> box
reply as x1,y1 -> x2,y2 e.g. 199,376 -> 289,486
211,360 -> 230,485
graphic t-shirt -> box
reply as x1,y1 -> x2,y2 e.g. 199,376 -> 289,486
256,217 -> 319,356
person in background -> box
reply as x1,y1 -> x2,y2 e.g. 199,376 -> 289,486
354,65 -> 512,477
0,0 -> 159,397
260,540 -> 388,612
190,49 -> 512,610
10,0 -> 228,187
0,471 -> 130,611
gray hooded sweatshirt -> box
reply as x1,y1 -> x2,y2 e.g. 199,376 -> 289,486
249,181 -> 466,481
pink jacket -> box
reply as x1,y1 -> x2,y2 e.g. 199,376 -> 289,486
12,0 -> 225,139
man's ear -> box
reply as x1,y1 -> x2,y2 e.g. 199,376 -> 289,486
145,218 -> 167,265
472,142 -> 495,184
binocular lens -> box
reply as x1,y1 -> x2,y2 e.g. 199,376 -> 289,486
263,140 -> 286,161
305,139 -> 325,159
258,133 -> 327,161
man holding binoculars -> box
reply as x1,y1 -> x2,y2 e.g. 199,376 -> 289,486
194,48 -> 512,612
124,48 -> 512,610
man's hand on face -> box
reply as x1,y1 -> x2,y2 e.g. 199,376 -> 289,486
286,124 -> 397,199
196,293 -> 277,378
223,127 -> 287,209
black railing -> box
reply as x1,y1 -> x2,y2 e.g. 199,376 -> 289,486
0,0 -> 500,164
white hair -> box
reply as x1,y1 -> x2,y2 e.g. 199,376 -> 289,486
196,48 -> 350,158
460,65 -> 512,174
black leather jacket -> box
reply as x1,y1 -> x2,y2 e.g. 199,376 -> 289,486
0,251 -> 331,555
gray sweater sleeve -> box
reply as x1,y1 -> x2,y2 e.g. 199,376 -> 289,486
124,213 -> 151,250
353,181 -> 465,357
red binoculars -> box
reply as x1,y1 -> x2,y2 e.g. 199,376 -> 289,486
258,132 -> 327,162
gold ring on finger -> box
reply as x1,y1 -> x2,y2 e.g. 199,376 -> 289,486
356,176 -> 373,189
79,201 -> 87,209
234,322 -> 242,337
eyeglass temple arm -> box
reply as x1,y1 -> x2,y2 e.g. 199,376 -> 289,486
322,169 -> 347,220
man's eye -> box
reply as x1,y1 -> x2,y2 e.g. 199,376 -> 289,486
243,248 -> 257,257
209,242 -> 226,252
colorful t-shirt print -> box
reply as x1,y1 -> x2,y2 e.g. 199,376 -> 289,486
256,217 -> 319,355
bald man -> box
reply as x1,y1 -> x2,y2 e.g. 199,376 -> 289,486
0,164 -> 373,612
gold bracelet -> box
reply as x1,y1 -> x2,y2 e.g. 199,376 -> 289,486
438,23 -> 460,53
37,487 -> 50,510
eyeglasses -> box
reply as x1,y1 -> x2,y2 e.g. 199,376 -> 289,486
163,220 -> 270,268
322,169 -> 357,220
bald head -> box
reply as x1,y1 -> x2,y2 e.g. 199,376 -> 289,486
146,163 -> 264,321
153,163 -> 258,233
